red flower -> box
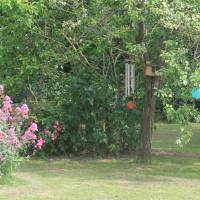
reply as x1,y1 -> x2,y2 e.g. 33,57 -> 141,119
44,129 -> 50,134
52,124 -> 57,129
56,127 -> 62,133
51,134 -> 57,141
127,101 -> 136,110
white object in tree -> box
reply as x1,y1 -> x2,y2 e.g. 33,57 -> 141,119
131,64 -> 135,94
125,62 -> 135,97
125,63 -> 128,97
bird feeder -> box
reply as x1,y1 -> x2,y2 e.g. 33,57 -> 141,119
145,61 -> 160,77
145,61 -> 153,76
125,60 -> 135,97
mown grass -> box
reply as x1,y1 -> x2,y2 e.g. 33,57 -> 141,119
0,123 -> 199,200
153,123 -> 200,153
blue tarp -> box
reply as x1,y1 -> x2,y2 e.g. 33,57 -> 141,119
192,88 -> 200,99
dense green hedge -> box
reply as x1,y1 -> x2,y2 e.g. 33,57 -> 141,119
33,67 -> 140,155
1,0 -> 200,156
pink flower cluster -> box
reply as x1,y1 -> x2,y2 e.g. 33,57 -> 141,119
8,127 -> 21,148
35,138 -> 45,149
0,129 -> 3,141
52,121 -> 63,133
2,96 -> 12,113
0,84 -> 44,162
18,104 -> 29,119
22,122 -> 38,141
0,84 -> 64,163
42,121 -> 63,143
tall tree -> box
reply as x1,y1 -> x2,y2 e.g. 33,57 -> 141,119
1,0 -> 200,159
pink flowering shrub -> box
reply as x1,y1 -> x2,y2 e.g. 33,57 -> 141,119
35,121 -> 63,155
0,85 -> 44,178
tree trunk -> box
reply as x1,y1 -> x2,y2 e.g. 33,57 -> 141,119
138,75 -> 157,163
135,2 -> 163,163
138,38 -> 163,163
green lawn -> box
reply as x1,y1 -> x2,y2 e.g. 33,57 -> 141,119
153,123 -> 200,153
0,123 -> 200,200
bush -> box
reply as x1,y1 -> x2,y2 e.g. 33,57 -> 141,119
35,68 -> 140,155
0,85 -> 44,178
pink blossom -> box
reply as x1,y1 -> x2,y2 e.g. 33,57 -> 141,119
44,129 -> 50,134
22,134 -> 26,141
3,101 -> 11,112
4,96 -> 11,102
52,121 -> 63,133
2,96 -> 12,112
0,109 -> 9,121
36,138 -> 45,149
22,130 -> 31,140
22,128 -> 37,141
20,104 -> 29,119
8,127 -> 21,148
51,134 -> 57,141
8,127 -> 15,135
0,129 -> 4,141
52,124 -> 57,129
31,133 -> 37,140
29,123 -> 38,132
56,127 -> 62,133
52,121 -> 60,129
20,104 -> 29,113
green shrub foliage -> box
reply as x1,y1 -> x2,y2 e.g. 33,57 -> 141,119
1,0 -> 200,155
35,67 -> 140,155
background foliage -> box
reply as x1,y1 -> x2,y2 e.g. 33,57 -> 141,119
1,0 -> 200,155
